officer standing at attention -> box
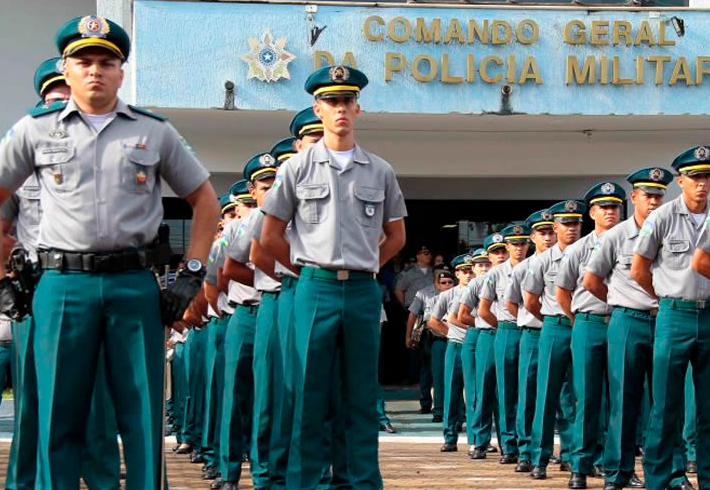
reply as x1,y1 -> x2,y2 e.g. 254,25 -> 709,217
583,168 -> 674,490
522,200 -> 585,479
479,224 -> 531,464
505,211 -> 557,473
556,182 -> 624,489
260,65 -> 407,490
633,146 -> 710,490
0,16 -> 219,489
429,254 -> 475,452
398,245 -> 435,415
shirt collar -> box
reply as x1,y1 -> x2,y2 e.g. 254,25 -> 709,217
58,97 -> 134,122
551,243 -> 563,261
312,138 -> 370,165
625,216 -> 640,239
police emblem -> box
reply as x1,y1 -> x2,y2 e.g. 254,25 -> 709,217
78,15 -> 110,38
464,255 -> 474,264
135,170 -> 147,184
49,129 -> 67,139
241,30 -> 296,83
694,146 -> 710,161
329,65 -> 350,82
493,234 -> 503,243
649,168 -> 663,181
52,169 -> 63,185
541,210 -> 553,221
565,200 -> 577,212
229,194 -> 239,203
513,225 -> 524,235
365,203 -> 376,217
601,183 -> 615,195
259,153 -> 275,166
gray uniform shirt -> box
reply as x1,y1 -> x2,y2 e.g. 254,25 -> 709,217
505,255 -> 542,328
522,244 -> 566,317
1,175 -> 42,261
431,286 -> 467,343
409,283 -> 445,339
205,236 -> 234,317
261,139 -> 407,273
227,208 -> 280,293
480,260 -> 516,323
217,217 -> 261,305
253,211 -> 298,279
0,98 -> 209,251
460,275 -> 495,330
634,195 -> 710,300
697,217 -> 710,253
556,232 -> 612,315
586,217 -> 658,311
0,314 -> 11,341
397,266 -> 434,307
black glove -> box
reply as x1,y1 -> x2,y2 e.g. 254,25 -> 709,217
0,276 -> 30,321
160,269 -> 204,326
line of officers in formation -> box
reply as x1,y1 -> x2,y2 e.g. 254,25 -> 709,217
397,155 -> 710,490
0,13 -> 407,490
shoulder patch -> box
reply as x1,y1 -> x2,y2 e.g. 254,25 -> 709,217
27,101 -> 65,118
129,105 -> 167,121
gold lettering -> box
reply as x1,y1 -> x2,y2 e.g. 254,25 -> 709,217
480,55 -> 503,83
441,54 -> 462,84
636,56 -> 644,84
647,56 -> 671,85
658,21 -> 676,46
507,55 -> 515,83
612,56 -> 633,85
414,18 -> 441,43
444,18 -> 466,44
388,16 -> 411,43
612,21 -> 632,46
412,54 -> 438,82
342,52 -> 357,68
466,54 -> 476,82
468,20 -> 489,44
492,21 -> 512,45
600,56 -> 609,85
590,21 -> 609,46
696,57 -> 710,85
313,51 -> 334,69
516,19 -> 539,45
634,21 -> 656,46
566,55 -> 595,85
384,52 -> 406,82
669,57 -> 694,86
564,20 -> 586,45
519,56 -> 542,85
363,16 -> 384,42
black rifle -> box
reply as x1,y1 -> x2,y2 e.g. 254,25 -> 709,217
6,247 -> 36,320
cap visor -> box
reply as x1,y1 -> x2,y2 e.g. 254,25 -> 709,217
555,217 -> 583,223
684,169 -> 710,177
252,171 -> 276,181
316,91 -> 358,99
636,186 -> 666,196
506,238 -> 529,244
487,243 -> 506,252
591,200 -> 622,207
65,43 -> 123,60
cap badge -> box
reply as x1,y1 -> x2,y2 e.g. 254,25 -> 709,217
229,194 -> 239,203
259,153 -> 275,166
649,168 -> 663,181
541,210 -> 553,221
364,203 -> 376,217
463,254 -> 474,263
329,65 -> 350,82
493,233 -> 503,243
601,183 -> 615,195
565,200 -> 577,212
54,58 -> 64,72
78,15 -> 110,39
513,225 -> 524,235
694,146 -> 710,161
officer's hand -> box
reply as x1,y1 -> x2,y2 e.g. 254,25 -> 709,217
405,336 -> 414,350
161,270 -> 204,326
0,276 -> 29,321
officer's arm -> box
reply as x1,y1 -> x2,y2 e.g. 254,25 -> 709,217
405,312 -> 417,348
523,292 -> 543,322
506,301 -> 519,319
427,317 -> 448,337
223,257 -> 254,286
380,219 -> 406,267
0,187 -> 11,277
446,311 -> 467,329
250,238 -> 278,281
183,182 -> 220,263
204,281 -> 222,315
582,271 -> 608,302
478,298 -> 498,328
555,286 -> 574,323
261,215 -> 299,276
692,248 -> 710,279
457,302 -> 476,327
0,218 -> 17,264
631,254 -> 657,299
394,289 -> 405,305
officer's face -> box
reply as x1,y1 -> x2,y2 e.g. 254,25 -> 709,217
416,250 -> 432,266
473,262 -> 491,277
455,267 -> 474,286
222,208 -> 237,226
506,241 -> 529,261
678,173 -> 710,203
295,133 -> 323,151
630,190 -> 663,219
437,276 -> 455,292
488,248 -> 509,266
531,228 -> 556,252
590,204 -> 621,231
64,49 -> 123,110
250,178 -> 274,207
43,82 -> 71,105
235,201 -> 255,219
314,97 -> 360,136
554,221 -> 582,245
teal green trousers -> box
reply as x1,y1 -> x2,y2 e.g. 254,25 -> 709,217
443,341 -> 464,445
219,304 -> 257,483
201,314 -> 230,468
431,337 -> 447,419
32,270 -> 164,490
0,340 -> 11,398
684,367 -> 696,463
532,316 -> 576,467
287,270 -> 382,490
643,303 -> 710,490
558,371 -> 576,463
471,329 -> 499,450
462,328 -> 478,445
516,327 -> 541,463
251,291 -> 280,488
603,308 -> 654,485
171,341 -> 187,445
418,335 -> 433,412
495,322 -> 522,456
181,328 -> 207,449
570,314 -> 609,474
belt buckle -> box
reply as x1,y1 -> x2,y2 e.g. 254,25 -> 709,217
336,270 -> 349,281
698,300 -> 706,310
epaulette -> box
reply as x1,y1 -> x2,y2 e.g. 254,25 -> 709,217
129,105 -> 167,121
27,100 -> 66,118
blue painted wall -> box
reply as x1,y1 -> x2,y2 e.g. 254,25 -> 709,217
133,1 -> 710,115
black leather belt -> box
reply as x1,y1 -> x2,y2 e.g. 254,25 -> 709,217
228,300 -> 259,308
38,249 -> 155,272
0,340 -> 11,348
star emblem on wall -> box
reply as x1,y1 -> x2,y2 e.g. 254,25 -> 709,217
241,30 -> 296,83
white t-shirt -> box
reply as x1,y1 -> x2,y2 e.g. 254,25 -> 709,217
691,212 -> 706,226
328,148 -> 354,170
82,112 -> 114,132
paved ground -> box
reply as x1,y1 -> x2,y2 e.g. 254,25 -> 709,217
0,389 -> 695,489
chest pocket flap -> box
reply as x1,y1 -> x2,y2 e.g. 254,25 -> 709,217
35,146 -> 76,166
355,186 -> 385,203
296,183 -> 329,224
296,183 -> 329,200
124,148 -> 160,166
666,240 -> 690,253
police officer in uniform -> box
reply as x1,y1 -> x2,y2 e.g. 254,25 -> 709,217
634,146 -> 710,490
260,65 -> 407,490
522,200 -> 585,479
479,224 -> 532,464
0,16 -> 219,488
505,210 -> 557,473
583,168 -> 674,490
